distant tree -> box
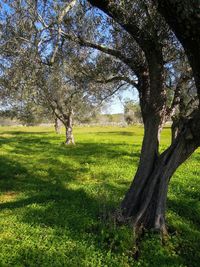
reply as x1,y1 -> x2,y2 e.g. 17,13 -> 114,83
123,100 -> 142,125
0,70 -> 53,126
39,61 -> 100,144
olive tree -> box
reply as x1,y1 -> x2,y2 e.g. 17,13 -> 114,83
82,0 -> 200,233
0,0 -> 128,143
57,0 -> 200,233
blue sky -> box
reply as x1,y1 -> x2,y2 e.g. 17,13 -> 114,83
102,86 -> 138,114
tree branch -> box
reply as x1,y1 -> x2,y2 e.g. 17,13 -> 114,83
97,82 -> 127,107
96,76 -> 138,89
87,0 -> 157,53
167,73 -> 191,118
60,31 -> 132,66
50,0 -> 77,64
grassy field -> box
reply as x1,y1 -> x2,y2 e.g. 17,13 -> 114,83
0,126 -> 199,267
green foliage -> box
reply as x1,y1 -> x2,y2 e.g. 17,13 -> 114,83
0,126 -> 199,266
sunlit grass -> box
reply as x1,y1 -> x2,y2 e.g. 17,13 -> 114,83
0,125 -> 199,266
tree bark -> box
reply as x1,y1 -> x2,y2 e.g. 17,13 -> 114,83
121,58 -> 166,220
171,116 -> 182,143
64,113 -> 75,145
120,111 -> 200,233
54,117 -> 62,134
121,117 -> 160,217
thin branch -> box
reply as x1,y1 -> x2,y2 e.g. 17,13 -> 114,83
99,82 -> 127,104
60,31 -> 132,66
96,75 -> 138,89
50,0 -> 77,64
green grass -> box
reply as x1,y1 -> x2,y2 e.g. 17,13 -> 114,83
0,126 -> 199,267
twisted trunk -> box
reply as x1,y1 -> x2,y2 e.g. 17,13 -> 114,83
121,111 -> 200,233
121,117 -> 160,216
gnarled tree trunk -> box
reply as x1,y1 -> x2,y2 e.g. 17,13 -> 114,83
86,0 -> 200,235
120,111 -> 200,233
121,117 -> 161,215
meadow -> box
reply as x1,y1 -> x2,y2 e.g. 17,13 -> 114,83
0,126 -> 199,267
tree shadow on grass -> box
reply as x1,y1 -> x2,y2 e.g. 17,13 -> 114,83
0,129 -> 141,165
0,147 -> 127,232
0,135 -> 16,147
96,131 -> 142,136
0,131 -> 52,135
166,178 -> 200,267
0,130 -> 141,202
0,157 -> 124,263
168,179 -> 200,229
0,178 -> 100,233
0,131 -> 200,266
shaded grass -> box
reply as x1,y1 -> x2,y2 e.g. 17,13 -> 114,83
0,125 -> 199,266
